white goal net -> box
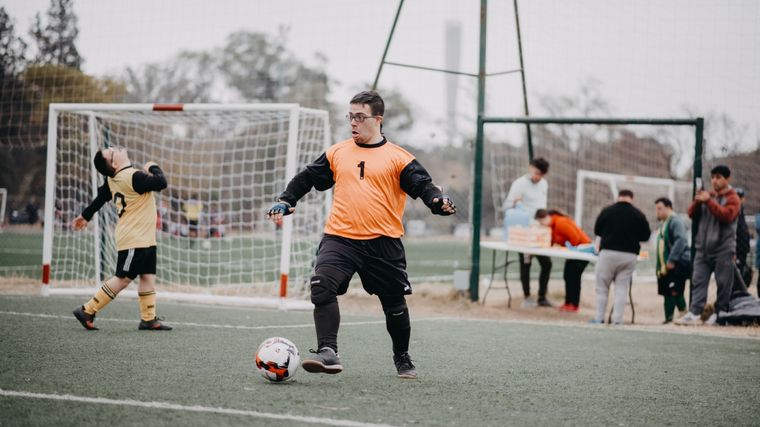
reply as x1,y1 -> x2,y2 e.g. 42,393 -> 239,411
574,169 -> 693,234
42,103 -> 330,304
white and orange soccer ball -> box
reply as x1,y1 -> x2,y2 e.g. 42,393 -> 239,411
254,337 -> 300,382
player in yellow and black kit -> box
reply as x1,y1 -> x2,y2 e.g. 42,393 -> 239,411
71,146 -> 172,331
268,91 -> 456,379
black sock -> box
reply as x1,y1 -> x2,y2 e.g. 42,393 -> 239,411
385,307 -> 411,356
313,301 -> 340,353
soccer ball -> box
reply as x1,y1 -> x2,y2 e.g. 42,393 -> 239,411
201,240 -> 211,249
254,337 -> 300,382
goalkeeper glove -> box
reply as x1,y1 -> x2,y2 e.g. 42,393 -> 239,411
267,200 -> 294,218
430,196 -> 456,216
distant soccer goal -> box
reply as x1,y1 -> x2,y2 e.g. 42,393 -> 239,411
574,169 -> 693,234
42,103 -> 331,307
487,117 -> 703,234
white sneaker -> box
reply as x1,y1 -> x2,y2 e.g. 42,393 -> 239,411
674,311 -> 702,326
521,296 -> 537,308
704,313 -> 718,326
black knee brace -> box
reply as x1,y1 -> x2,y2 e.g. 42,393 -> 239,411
379,294 -> 408,315
310,265 -> 349,306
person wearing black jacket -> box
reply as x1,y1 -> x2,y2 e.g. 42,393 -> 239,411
735,188 -> 752,288
591,190 -> 651,324
70,146 -> 171,331
267,91 -> 455,379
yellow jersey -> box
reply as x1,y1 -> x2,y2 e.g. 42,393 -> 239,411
82,163 -> 167,251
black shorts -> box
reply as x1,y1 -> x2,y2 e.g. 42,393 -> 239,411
315,234 -> 411,296
115,246 -> 157,279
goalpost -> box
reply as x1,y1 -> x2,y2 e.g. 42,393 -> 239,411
474,116 -> 704,300
42,103 -> 331,308
574,169 -> 693,233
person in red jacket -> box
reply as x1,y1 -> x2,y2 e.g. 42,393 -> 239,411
535,209 -> 592,312
675,165 -> 740,325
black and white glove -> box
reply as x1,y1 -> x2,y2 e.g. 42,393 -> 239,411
430,195 -> 456,216
266,200 -> 294,218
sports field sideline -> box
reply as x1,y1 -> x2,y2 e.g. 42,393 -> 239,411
1,294 -> 758,426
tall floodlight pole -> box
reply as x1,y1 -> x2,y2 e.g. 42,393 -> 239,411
469,0 -> 488,301
372,0 -> 405,90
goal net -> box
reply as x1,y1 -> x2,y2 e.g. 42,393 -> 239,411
574,170 -> 692,234
488,119 -> 700,238
42,103 -> 330,306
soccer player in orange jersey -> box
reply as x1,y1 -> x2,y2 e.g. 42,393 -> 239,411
268,91 -> 456,379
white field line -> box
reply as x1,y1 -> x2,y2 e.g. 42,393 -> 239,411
436,316 -> 760,341
0,310 -> 445,331
0,389 -> 398,427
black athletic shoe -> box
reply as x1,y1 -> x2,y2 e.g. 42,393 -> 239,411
537,298 -> 554,308
138,317 -> 173,331
393,352 -> 417,379
302,347 -> 343,374
73,306 -> 98,330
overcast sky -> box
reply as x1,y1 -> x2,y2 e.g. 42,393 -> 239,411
6,0 -> 759,150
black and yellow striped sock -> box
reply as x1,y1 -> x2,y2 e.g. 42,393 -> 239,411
138,290 -> 157,321
83,283 -> 116,315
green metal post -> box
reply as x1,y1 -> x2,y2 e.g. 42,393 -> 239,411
690,117 -> 704,264
469,0 -> 488,302
513,0 -> 533,161
372,0 -> 405,90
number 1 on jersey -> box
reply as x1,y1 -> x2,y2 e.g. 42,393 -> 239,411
357,161 -> 365,180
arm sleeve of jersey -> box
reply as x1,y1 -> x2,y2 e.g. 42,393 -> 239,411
81,181 -> 111,221
399,160 -> 441,207
132,165 -> 168,194
277,152 -> 334,206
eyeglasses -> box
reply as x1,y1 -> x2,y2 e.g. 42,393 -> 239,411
345,113 -> 380,123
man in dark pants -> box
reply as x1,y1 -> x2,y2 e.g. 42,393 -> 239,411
654,197 -> 690,323
675,165 -> 740,325
267,91 -> 455,379
503,157 -> 552,307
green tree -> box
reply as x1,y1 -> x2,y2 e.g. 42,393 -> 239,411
29,0 -> 82,69
122,51 -> 216,103
22,64 -> 125,128
217,29 -> 332,111
0,7 -> 27,78
0,6 -> 31,143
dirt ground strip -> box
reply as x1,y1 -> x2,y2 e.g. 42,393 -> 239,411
2,276 -> 758,339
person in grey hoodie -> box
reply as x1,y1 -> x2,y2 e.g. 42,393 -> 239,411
654,197 -> 690,323
675,165 -> 741,325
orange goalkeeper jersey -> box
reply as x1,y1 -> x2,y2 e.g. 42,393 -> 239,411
323,139 -> 416,239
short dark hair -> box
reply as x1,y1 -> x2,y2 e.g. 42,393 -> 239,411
654,197 -> 672,208
535,208 -> 566,219
618,189 -> 634,199
350,90 -> 384,116
710,165 -> 731,179
531,157 -> 549,174
93,150 -> 115,178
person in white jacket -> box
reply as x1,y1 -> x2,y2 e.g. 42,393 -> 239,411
504,157 -> 552,308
